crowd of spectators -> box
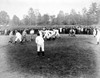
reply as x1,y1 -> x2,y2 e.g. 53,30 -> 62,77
0,26 -> 94,35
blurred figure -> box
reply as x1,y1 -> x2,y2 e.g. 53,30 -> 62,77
22,29 -> 27,42
30,29 -> 34,41
69,28 -> 76,37
9,30 -> 14,43
14,30 -> 22,44
4,29 -> 7,35
93,28 -> 97,37
53,29 -> 60,38
59,28 -> 62,34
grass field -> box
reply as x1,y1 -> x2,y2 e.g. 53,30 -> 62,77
0,34 -> 100,78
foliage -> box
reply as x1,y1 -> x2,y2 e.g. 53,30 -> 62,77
0,11 -> 10,25
11,15 -> 20,25
0,2 -> 100,26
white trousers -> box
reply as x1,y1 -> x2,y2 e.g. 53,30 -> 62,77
37,44 -> 44,52
96,37 -> 100,42
15,37 -> 22,42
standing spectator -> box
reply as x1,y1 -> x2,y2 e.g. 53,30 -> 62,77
9,30 -> 14,43
22,29 -> 27,42
35,32 -> 44,56
96,29 -> 100,45
93,28 -> 97,37
4,29 -> 7,35
80,28 -> 84,34
30,29 -> 34,41
59,28 -> 62,34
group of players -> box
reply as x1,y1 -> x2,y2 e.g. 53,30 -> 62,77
7,27 -> 100,56
8,27 -> 100,44
9,29 -> 35,43
9,28 -> 60,43
8,28 -> 61,56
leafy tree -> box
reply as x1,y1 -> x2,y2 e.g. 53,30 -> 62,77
81,8 -> 88,25
69,9 -> 77,25
34,9 -> 41,25
12,2 -> 100,26
22,15 -> 30,25
0,11 -> 10,25
41,14 -> 50,25
28,8 -> 36,25
64,13 -> 70,25
12,15 -> 20,25
56,10 -> 65,25
87,2 -> 98,25
49,15 -> 56,25
36,13 -> 42,25
96,4 -> 100,24
75,12 -> 82,25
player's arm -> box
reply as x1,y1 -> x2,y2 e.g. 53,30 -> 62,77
35,37 -> 38,44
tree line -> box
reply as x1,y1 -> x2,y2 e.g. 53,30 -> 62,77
0,2 -> 100,26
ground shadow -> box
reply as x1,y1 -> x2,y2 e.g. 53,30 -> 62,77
6,43 -> 97,78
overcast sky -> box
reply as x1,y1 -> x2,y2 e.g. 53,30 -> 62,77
0,0 -> 99,19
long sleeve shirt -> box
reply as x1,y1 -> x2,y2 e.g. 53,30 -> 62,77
16,32 -> 22,38
35,36 -> 44,45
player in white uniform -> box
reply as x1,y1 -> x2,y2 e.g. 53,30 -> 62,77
35,32 -> 44,56
44,30 -> 50,39
53,29 -> 60,38
96,29 -> 100,45
14,30 -> 22,43
93,28 -> 97,37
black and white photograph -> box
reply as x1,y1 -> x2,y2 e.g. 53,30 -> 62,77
0,0 -> 100,78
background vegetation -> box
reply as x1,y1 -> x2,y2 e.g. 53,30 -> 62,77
0,2 -> 100,27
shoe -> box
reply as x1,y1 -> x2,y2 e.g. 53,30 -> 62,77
37,52 -> 40,56
20,41 -> 23,44
42,52 -> 44,56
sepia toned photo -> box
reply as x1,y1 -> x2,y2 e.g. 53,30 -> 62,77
0,0 -> 100,78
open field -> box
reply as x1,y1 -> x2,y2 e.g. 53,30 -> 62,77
0,34 -> 100,78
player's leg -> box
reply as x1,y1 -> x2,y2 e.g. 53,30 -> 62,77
37,45 -> 41,56
30,34 -> 32,41
97,37 -> 100,45
21,36 -> 24,42
22,36 -> 26,42
41,44 -> 44,56
19,37 -> 23,44
14,37 -> 18,43
9,36 -> 13,43
32,34 -> 34,41
30,34 -> 33,41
